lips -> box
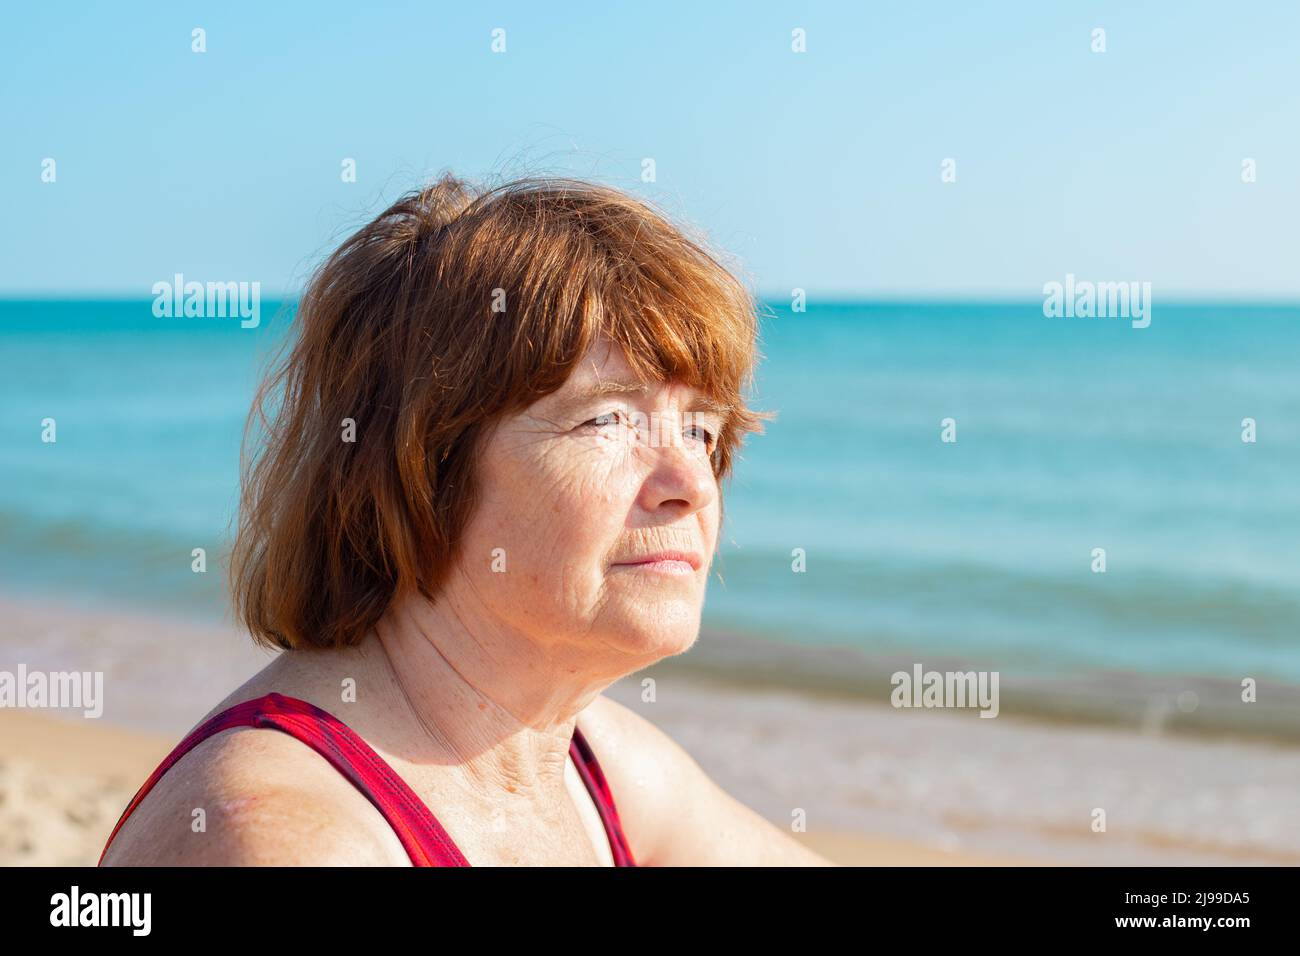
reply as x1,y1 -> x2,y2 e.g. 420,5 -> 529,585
611,549 -> 703,571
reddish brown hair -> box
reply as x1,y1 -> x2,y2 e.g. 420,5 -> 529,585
230,172 -> 769,650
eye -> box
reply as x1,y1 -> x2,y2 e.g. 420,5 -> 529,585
682,412 -> 720,452
581,409 -> 630,430
683,423 -> 716,449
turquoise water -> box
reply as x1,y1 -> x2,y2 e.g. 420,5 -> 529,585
2,299 -> 1298,684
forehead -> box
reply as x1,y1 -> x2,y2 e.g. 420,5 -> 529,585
534,333 -> 731,420
555,335 -> 702,404
566,333 -> 636,385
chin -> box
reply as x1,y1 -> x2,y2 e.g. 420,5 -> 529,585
604,602 -> 703,661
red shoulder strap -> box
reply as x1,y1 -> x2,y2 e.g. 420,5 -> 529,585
96,692 -> 469,866
571,725 -> 638,866
99,692 -> 637,867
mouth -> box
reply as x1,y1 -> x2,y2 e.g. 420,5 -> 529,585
609,549 -> 703,575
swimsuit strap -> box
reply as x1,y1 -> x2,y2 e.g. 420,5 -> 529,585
97,691 -> 636,866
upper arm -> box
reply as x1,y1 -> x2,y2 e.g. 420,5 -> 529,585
100,729 -> 408,866
578,695 -> 835,867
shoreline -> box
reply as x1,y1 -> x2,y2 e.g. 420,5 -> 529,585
7,584 -> 1298,747
648,635 -> 1300,749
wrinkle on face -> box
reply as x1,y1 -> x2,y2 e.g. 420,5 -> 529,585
452,334 -> 719,667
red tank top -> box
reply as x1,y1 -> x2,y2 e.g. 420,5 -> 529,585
97,692 -> 636,866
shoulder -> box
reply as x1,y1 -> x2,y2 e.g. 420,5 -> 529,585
576,692 -> 834,866
101,724 -> 409,866
576,692 -> 706,789
571,693 -> 689,864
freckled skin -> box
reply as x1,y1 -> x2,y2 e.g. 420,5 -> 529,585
455,333 -> 721,671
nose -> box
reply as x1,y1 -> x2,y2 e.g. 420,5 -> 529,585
635,438 -> 718,518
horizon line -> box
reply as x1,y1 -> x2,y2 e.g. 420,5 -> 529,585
2,291 -> 1299,307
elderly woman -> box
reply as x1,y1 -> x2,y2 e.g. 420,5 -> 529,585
98,174 -> 831,867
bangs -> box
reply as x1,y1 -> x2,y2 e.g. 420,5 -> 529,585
458,178 -> 769,456
595,256 -> 760,406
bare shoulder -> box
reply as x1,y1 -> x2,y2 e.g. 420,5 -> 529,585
576,692 -> 835,866
100,726 -> 409,866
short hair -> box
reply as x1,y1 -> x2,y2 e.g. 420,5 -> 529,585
230,172 -> 770,651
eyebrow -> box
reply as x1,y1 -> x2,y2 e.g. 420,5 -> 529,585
555,379 -> 733,417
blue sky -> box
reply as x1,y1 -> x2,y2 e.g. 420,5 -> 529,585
2,1 -> 1297,298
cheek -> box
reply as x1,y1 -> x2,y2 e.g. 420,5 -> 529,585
474,439 -> 635,582
533,442 -> 634,550
701,498 -> 720,550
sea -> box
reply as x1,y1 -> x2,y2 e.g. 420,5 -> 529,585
3,298 -> 1298,742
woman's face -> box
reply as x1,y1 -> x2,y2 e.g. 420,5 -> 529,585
453,334 -> 724,666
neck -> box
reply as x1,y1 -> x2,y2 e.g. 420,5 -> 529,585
365,587 -> 630,800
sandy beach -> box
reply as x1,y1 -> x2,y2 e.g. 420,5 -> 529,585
3,595 -> 1297,867
0,705 -> 1034,867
